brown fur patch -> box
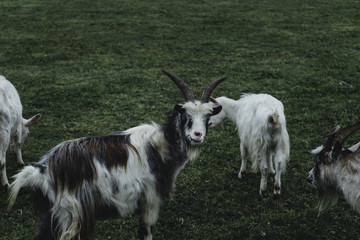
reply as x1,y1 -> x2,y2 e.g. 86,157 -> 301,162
48,134 -> 140,195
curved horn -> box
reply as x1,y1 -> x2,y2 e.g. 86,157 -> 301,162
162,70 -> 195,102
335,121 -> 360,144
323,121 -> 360,152
323,125 -> 341,152
201,77 -> 226,103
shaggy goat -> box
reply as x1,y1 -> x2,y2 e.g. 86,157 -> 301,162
0,75 -> 41,188
209,94 -> 290,197
8,71 -> 225,240
307,121 -> 360,213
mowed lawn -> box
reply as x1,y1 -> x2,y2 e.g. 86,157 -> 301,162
1,0 -> 360,239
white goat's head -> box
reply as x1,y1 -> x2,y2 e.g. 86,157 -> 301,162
20,114 -> 42,144
207,97 -> 227,129
163,71 -> 224,145
307,121 -> 360,211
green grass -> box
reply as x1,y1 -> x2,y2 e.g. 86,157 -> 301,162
1,0 -> 360,239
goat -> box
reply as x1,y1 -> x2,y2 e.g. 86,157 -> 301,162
208,94 -> 290,197
0,75 -> 41,188
8,71 -> 225,240
307,121 -> 360,213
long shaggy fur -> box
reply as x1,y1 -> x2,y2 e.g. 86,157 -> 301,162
309,146 -> 360,214
209,94 -> 290,197
8,101 -> 217,240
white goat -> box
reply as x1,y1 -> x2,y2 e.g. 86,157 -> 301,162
8,71 -> 225,240
0,75 -> 41,188
209,94 -> 290,197
307,122 -> 360,213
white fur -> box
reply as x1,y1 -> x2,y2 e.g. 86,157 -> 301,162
209,94 -> 290,197
182,101 -> 214,145
8,100 -> 216,239
0,75 -> 40,187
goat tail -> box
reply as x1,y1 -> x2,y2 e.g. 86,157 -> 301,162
8,165 -> 46,210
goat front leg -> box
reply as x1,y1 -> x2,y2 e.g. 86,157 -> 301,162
0,152 -> 9,188
13,130 -> 24,166
138,197 -> 160,240
259,155 -> 269,198
0,129 -> 10,188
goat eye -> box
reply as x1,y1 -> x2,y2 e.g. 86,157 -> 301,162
181,113 -> 188,121
317,155 -> 326,165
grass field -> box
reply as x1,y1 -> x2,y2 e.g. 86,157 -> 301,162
1,0 -> 360,239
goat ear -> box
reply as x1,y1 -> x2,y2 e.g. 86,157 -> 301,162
211,105 -> 222,116
349,141 -> 360,153
174,104 -> 185,114
24,113 -> 41,126
209,97 -> 217,103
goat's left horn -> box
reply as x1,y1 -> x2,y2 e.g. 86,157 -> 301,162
323,125 -> 341,152
201,77 -> 226,103
162,70 -> 195,102
335,121 -> 360,144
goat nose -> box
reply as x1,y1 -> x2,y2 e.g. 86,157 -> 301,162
194,132 -> 202,137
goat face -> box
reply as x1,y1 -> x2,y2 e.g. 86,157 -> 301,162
307,122 -> 360,211
20,114 -> 42,144
307,146 -> 336,191
207,97 -> 227,128
175,101 -> 221,145
207,106 -> 226,128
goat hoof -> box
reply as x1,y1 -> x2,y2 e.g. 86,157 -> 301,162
238,171 -> 246,179
259,190 -> 267,198
273,193 -> 281,199
273,188 -> 281,199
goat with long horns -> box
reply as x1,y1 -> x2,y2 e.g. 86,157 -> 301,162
8,71 -> 225,240
307,121 -> 360,213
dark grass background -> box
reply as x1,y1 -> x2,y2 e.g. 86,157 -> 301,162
1,0 -> 360,239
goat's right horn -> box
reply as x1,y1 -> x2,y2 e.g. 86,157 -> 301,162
201,77 -> 226,103
323,122 -> 360,154
162,70 -> 195,102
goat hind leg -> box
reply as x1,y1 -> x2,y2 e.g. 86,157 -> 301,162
259,156 -> 269,198
34,211 -> 54,240
268,153 -> 275,182
238,144 -> 248,179
33,189 -> 55,240
273,152 -> 285,197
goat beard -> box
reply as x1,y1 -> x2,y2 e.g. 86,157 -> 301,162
316,187 -> 339,213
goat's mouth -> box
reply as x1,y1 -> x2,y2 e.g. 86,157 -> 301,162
188,137 -> 203,145
307,176 -> 318,189
191,138 -> 202,143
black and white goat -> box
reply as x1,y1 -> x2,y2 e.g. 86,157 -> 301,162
307,121 -> 360,213
0,75 -> 41,188
208,94 -> 290,197
8,71 -> 225,240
